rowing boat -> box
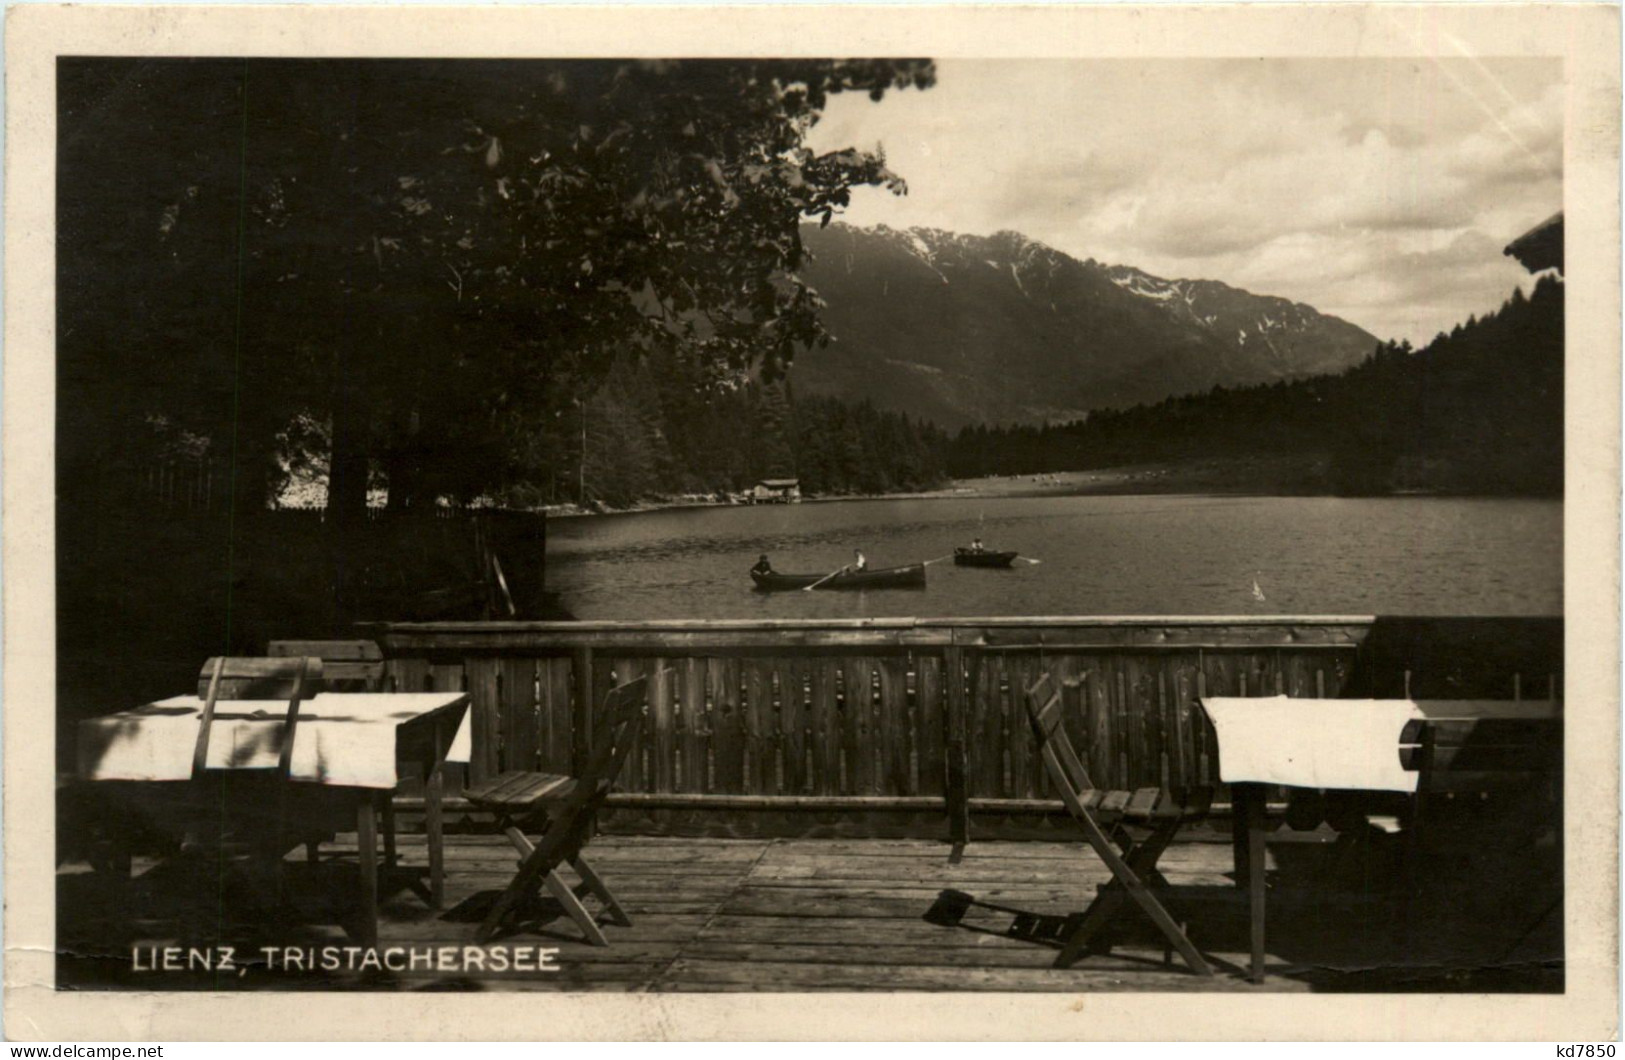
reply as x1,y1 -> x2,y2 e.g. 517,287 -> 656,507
953,548 -> 1019,568
750,563 -> 927,592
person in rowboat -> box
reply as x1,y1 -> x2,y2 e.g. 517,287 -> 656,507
751,554 -> 773,575
969,537 -> 985,553
852,549 -> 867,572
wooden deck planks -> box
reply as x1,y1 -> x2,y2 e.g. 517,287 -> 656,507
652,958 -> 1283,992
59,831 -> 1534,993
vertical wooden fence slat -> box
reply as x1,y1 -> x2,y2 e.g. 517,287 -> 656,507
810,658 -> 840,796
1035,654 -> 1070,797
1125,655 -> 1155,791
1204,652 -> 1237,698
1199,649 -> 1229,796
496,657 -> 539,774
879,657 -> 910,796
430,661 -> 466,693
649,657 -> 675,793
429,660 -> 469,790
680,658 -> 708,793
461,657 -> 501,783
1056,660 -> 1087,794
1112,665 -> 1130,790
943,645 -> 969,844
610,656 -> 650,792
971,653 -> 1002,798
995,655 -> 1014,797
1195,664 -> 1217,794
384,657 -> 431,694
1256,651 -> 1280,702
1084,663 -> 1112,790
915,654 -> 945,798
743,660 -> 773,795
572,647 -> 594,776
844,658 -> 878,795
1166,660 -> 1190,793
1282,653 -> 1314,698
381,657 -> 431,797
1004,653 -> 1034,799
1155,666 -> 1170,793
867,659 -> 885,795
541,657 -> 574,774
708,658 -> 745,794
780,658 -> 808,795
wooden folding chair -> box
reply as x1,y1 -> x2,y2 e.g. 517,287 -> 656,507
190,656 -> 342,869
467,673 -> 660,945
194,655 -> 324,782
1024,673 -> 1214,976
267,640 -> 386,865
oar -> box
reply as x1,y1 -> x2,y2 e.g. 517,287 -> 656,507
1015,556 -> 1043,565
802,565 -> 848,592
921,554 -> 957,566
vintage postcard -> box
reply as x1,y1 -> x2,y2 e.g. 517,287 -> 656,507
4,2 -> 1619,1041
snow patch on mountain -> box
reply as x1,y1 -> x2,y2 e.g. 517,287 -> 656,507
1109,270 -> 1188,304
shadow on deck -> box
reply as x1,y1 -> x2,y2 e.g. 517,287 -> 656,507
56,827 -> 1561,993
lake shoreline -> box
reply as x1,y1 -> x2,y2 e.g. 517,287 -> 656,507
537,453 -> 1488,519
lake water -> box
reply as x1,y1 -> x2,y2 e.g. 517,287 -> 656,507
545,494 -> 1562,620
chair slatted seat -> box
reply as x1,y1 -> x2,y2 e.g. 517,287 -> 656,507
466,771 -> 575,809
1097,790 -> 1132,816
1024,672 -> 1215,976
470,673 -> 666,946
1125,788 -> 1162,819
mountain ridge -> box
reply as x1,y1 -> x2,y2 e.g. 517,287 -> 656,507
789,223 -> 1380,429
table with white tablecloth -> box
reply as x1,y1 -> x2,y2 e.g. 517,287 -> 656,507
1198,695 -> 1557,982
78,691 -> 472,945
1201,696 -> 1428,983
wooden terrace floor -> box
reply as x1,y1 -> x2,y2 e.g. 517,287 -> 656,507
57,825 -> 1561,993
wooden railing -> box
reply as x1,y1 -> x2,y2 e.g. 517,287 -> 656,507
365,615 -> 1562,839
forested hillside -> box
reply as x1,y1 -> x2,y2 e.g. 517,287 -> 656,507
504,354 -> 950,508
515,274 -> 1561,506
946,277 -> 1563,496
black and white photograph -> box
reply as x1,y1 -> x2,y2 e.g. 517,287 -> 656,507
6,1 -> 1620,1041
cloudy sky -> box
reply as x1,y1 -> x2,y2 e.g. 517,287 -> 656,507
807,58 -> 1563,345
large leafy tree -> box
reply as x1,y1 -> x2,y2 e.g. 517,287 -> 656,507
59,58 -> 935,519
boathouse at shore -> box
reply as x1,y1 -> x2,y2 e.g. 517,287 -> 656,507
750,478 -> 802,503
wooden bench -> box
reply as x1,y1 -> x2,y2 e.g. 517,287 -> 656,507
1402,701 -> 1561,786
1206,696 -> 1560,982
1390,700 -> 1564,958
1279,700 -> 1563,836
1328,700 -> 1563,896
1399,700 -> 1561,836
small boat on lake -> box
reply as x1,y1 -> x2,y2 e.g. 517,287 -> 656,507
953,548 -> 1019,568
750,563 -> 927,592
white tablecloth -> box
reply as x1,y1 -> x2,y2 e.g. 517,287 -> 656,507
1200,696 -> 1424,793
78,692 -> 472,789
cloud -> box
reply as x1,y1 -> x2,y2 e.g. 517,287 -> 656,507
810,57 -> 1563,345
